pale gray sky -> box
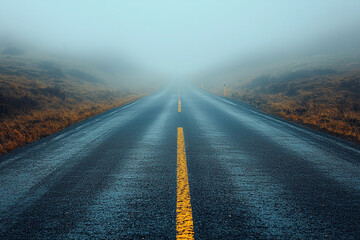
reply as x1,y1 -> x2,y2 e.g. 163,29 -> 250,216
1,0 -> 360,77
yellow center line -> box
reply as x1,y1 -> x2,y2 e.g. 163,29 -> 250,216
176,127 -> 194,239
178,99 -> 181,112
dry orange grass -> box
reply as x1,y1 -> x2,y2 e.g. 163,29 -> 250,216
230,69 -> 360,143
0,71 -> 143,156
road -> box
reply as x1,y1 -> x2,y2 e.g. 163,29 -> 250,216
1,84 -> 360,239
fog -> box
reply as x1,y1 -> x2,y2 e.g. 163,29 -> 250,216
1,0 -> 360,79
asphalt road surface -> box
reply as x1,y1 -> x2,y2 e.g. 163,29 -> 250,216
1,84 -> 360,239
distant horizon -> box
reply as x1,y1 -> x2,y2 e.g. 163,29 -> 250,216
1,0 -> 360,78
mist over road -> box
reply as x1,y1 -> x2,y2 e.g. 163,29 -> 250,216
1,84 -> 360,239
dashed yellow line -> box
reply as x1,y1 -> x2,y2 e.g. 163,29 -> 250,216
176,127 -> 194,239
178,99 -> 182,112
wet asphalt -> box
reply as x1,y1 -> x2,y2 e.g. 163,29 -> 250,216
1,84 -> 360,239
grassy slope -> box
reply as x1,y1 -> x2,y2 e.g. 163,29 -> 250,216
230,68 -> 360,143
0,54 -> 155,156
198,53 -> 360,144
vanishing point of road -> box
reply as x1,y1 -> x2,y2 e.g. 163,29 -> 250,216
1,84 -> 360,239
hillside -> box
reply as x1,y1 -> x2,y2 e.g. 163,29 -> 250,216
231,68 -> 360,143
197,54 -> 360,144
0,53 -> 159,156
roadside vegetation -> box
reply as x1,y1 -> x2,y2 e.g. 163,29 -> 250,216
198,54 -> 360,144
231,68 -> 360,143
0,53 -> 155,156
